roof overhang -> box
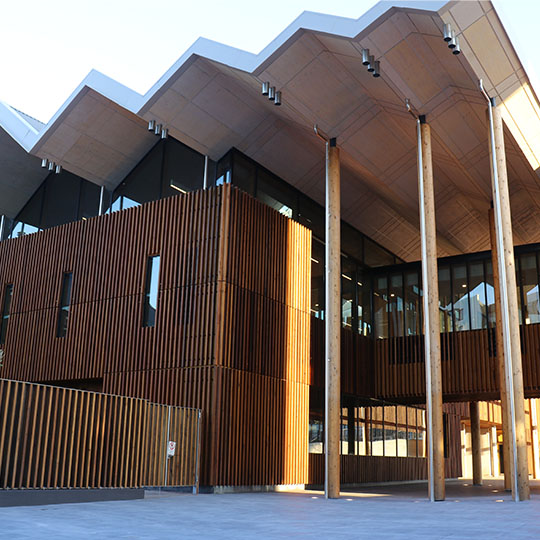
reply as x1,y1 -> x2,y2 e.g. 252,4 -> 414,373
1,0 -> 539,260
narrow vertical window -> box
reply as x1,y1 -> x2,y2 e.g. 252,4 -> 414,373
0,284 -> 13,345
143,256 -> 160,327
56,272 -> 73,338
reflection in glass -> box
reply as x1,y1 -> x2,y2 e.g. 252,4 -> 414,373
388,274 -> 403,337
439,266 -> 453,332
342,259 -> 355,330
404,271 -> 421,336
374,277 -> 388,339
311,239 -> 324,319
520,253 -> 540,325
468,261 -> 487,330
452,264 -> 470,331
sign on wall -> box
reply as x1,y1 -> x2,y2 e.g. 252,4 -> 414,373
167,440 -> 176,457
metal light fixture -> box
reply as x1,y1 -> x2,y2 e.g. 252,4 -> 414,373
448,31 -> 457,49
274,91 -> 281,106
443,23 -> 453,42
268,86 -> 275,101
361,49 -> 371,66
262,81 -> 270,96
452,36 -> 461,55
169,179 -> 187,193
367,55 -> 375,72
55,165 -> 62,174
41,158 -> 49,168
48,161 -> 55,171
161,128 -> 168,139
372,61 -> 381,78
154,123 -> 162,135
148,119 -> 156,131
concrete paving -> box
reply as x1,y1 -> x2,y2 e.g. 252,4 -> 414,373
2,479 -> 540,539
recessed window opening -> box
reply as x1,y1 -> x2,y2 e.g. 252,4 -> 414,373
0,284 -> 14,345
143,255 -> 161,327
56,272 -> 73,338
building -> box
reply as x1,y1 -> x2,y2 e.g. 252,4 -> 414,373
1,0 -> 540,498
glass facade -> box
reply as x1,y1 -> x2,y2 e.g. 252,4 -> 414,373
310,400 -> 427,458
1,137 -> 214,241
216,148 -> 403,337
371,247 -> 540,338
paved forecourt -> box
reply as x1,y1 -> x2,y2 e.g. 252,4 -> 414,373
2,480 -> 540,539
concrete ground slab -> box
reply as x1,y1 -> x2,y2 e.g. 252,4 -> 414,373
2,479 -> 540,539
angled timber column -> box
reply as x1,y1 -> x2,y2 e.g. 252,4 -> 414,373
325,137 -> 341,499
417,115 -> 445,502
487,99 -> 530,501
488,207 -> 512,490
470,401 -> 482,485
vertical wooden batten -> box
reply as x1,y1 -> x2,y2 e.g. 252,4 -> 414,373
417,116 -> 445,501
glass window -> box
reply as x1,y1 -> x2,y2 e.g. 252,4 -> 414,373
311,239 -> 324,319
520,253 -> 540,325
485,261 -> 496,329
298,196 -> 324,242
230,151 -> 256,196
41,173 -> 80,229
78,180 -> 100,220
342,258 -> 355,330
468,261 -> 487,330
143,255 -> 160,327
256,169 -> 296,219
404,271 -> 421,336
439,266 -> 453,332
357,270 -> 371,336
0,284 -> 14,345
163,138 -> 205,197
115,141 -> 162,204
374,276 -> 388,339
364,238 -> 395,267
388,273 -> 404,337
452,264 -> 470,331
56,272 -> 73,338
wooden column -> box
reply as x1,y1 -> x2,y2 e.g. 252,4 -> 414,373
325,138 -> 341,499
470,401 -> 483,485
487,100 -> 530,501
417,116 -> 445,501
488,206 -> 512,490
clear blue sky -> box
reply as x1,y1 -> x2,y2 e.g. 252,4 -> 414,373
0,0 -> 537,122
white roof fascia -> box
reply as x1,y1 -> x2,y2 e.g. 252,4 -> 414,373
0,1 -> 448,155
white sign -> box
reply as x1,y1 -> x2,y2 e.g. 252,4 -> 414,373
167,440 -> 176,457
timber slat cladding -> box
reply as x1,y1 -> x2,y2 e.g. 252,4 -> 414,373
311,319 -> 540,403
0,378 -> 199,489
0,185 -> 312,487
308,448 -> 461,485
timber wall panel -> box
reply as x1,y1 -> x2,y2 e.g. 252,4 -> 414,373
0,185 -> 312,487
0,378 -> 199,489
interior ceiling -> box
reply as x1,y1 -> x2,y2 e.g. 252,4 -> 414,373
4,1 -> 540,262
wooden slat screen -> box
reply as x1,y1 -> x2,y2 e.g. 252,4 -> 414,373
308,452 -> 461,485
0,378 -> 200,489
0,185 -> 312,487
